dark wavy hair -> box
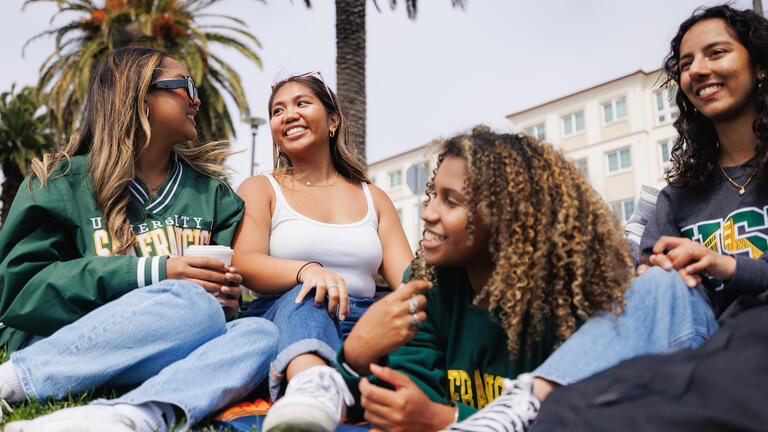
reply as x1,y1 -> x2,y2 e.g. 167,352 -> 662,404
407,126 -> 632,360
663,4 -> 768,188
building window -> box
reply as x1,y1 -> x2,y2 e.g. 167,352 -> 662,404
611,199 -> 635,225
573,158 -> 588,177
606,148 -> 632,174
525,123 -> 546,141
654,88 -> 679,124
659,138 -> 677,173
561,111 -> 585,137
389,170 -> 403,188
602,96 -> 628,124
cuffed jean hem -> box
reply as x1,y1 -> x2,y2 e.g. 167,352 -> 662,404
533,329 -> 715,387
532,266 -> 718,386
268,337 -> 339,401
94,317 -> 278,430
10,280 -> 224,401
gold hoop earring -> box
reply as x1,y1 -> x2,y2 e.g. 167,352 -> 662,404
329,129 -> 336,138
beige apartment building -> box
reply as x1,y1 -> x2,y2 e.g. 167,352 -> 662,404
368,69 -> 680,251
507,69 -> 679,225
367,145 -> 435,251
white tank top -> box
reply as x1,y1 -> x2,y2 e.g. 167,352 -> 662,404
264,174 -> 383,298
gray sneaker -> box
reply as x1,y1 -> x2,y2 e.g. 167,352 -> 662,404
625,185 -> 660,245
442,373 -> 541,432
262,365 -> 354,432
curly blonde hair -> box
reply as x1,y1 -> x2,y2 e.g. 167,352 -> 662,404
408,126 -> 633,360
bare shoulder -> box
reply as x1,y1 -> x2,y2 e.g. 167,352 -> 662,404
237,175 -> 274,201
367,183 -> 399,216
367,183 -> 394,206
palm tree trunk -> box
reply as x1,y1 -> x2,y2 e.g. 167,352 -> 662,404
335,0 -> 367,165
1,160 -> 24,227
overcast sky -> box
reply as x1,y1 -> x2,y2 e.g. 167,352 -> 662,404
0,0 -> 760,188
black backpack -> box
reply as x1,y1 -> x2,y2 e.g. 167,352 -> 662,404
533,302 -> 768,432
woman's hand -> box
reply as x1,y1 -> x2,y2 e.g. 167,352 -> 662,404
637,236 -> 736,286
166,257 -> 243,318
343,280 -> 432,376
219,282 -> 242,321
296,263 -> 350,320
361,364 -> 456,432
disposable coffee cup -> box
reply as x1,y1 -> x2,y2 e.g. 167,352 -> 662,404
184,245 -> 233,266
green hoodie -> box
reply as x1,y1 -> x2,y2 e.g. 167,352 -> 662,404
338,267 -> 556,420
0,153 -> 243,353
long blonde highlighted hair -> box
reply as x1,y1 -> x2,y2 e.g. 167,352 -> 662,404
30,46 -> 230,255
408,126 -> 633,360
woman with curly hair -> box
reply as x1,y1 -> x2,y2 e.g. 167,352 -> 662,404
335,126 -> 717,432
638,4 -> 768,320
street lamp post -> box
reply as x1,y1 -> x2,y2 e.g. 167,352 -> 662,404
243,116 -> 266,177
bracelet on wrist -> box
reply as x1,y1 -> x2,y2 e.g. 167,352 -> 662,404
340,360 -> 361,378
449,402 -> 459,423
296,261 -> 323,284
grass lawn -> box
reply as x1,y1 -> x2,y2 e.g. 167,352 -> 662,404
0,345 -> 240,431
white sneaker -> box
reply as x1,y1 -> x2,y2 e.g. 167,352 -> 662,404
262,365 -> 354,432
442,373 -> 541,432
0,378 -> 15,414
4,405 -> 141,432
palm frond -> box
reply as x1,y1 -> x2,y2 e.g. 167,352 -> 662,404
24,0 -> 262,142
204,33 -> 262,68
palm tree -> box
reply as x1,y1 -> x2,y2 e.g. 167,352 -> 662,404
23,0 -> 263,143
306,0 -> 465,164
0,85 -> 55,226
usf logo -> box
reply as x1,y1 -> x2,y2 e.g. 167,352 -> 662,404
681,206 -> 768,288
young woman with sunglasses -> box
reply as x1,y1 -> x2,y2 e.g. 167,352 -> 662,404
232,72 -> 413,431
0,47 -> 278,432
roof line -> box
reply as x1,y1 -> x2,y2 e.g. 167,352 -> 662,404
506,68 -> 662,118
368,142 -> 430,166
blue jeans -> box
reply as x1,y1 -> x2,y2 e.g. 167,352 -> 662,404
533,267 -> 719,386
10,279 -> 278,429
242,284 -> 374,400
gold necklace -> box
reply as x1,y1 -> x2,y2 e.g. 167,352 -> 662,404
720,165 -> 756,195
304,174 -> 336,187
145,164 -> 172,195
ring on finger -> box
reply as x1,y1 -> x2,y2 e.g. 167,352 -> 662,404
409,313 -> 420,329
408,296 -> 419,314
327,283 -> 339,289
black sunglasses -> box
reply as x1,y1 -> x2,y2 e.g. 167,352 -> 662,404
150,76 -> 198,101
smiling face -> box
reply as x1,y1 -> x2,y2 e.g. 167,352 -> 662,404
269,81 -> 340,157
147,57 -> 201,144
421,156 -> 491,268
679,18 -> 760,123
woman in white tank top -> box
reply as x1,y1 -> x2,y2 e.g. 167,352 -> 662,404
232,72 -> 413,431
